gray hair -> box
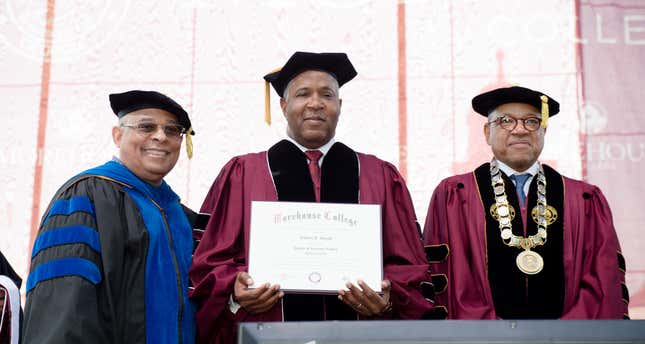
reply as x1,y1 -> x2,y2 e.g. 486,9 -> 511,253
487,109 -> 500,121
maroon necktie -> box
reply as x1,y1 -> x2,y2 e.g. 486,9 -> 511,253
305,150 -> 323,202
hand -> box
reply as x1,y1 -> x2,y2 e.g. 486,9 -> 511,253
338,279 -> 392,317
232,272 -> 283,314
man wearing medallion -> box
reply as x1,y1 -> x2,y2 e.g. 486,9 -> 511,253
189,52 -> 437,344
423,86 -> 628,319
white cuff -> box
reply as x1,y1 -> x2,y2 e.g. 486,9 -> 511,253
228,294 -> 241,314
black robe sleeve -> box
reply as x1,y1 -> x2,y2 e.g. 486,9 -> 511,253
23,177 -> 147,343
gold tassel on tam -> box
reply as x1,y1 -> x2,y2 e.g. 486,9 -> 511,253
264,67 -> 282,126
264,80 -> 272,125
185,127 -> 194,159
540,95 -> 549,129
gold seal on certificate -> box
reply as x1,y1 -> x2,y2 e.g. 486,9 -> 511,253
248,201 -> 383,293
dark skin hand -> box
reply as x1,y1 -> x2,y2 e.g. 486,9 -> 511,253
338,279 -> 392,317
232,272 -> 284,314
233,273 -> 391,317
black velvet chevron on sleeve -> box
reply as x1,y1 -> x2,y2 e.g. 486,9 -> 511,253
420,281 -> 435,303
431,274 -> 448,294
422,306 -> 448,320
425,244 -> 449,263
618,252 -> 626,273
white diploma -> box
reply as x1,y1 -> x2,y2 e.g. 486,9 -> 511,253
248,201 -> 383,293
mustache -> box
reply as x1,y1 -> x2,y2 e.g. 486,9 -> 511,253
142,147 -> 170,152
303,113 -> 326,120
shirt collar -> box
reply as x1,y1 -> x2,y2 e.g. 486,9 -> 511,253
496,159 -> 539,178
286,136 -> 335,156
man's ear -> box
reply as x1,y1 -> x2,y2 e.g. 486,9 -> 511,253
483,123 -> 492,145
279,97 -> 287,118
112,126 -> 122,148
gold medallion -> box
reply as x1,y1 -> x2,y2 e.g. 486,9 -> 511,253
531,205 -> 558,225
490,203 -> 516,221
516,250 -> 544,275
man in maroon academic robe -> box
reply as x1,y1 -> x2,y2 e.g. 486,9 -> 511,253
190,52 -> 437,343
423,86 -> 628,319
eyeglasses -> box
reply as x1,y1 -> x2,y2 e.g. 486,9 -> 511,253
488,115 -> 542,132
120,122 -> 186,138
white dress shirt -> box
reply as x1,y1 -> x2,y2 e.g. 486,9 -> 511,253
286,136 -> 335,166
496,160 -> 540,197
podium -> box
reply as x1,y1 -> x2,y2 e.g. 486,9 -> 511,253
238,319 -> 645,344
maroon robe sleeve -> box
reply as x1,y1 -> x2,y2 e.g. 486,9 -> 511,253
359,156 -> 436,319
423,179 -> 452,316
561,180 -> 628,319
423,175 -> 497,319
189,156 -> 281,344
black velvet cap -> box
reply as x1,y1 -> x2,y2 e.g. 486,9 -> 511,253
109,90 -> 194,135
263,52 -> 357,97
472,86 -> 560,117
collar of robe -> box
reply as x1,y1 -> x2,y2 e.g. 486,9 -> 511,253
268,139 -> 359,203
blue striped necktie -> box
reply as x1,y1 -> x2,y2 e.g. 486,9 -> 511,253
510,173 -> 531,206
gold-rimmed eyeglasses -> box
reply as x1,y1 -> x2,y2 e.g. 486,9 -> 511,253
488,115 -> 541,132
120,122 -> 186,139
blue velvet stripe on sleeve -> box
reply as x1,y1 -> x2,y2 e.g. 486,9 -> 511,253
31,225 -> 101,258
44,196 -> 95,224
26,257 -> 102,293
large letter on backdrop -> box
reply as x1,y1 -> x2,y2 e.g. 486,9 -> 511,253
579,0 -> 645,317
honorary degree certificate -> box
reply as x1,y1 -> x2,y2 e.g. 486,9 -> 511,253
248,201 -> 383,293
